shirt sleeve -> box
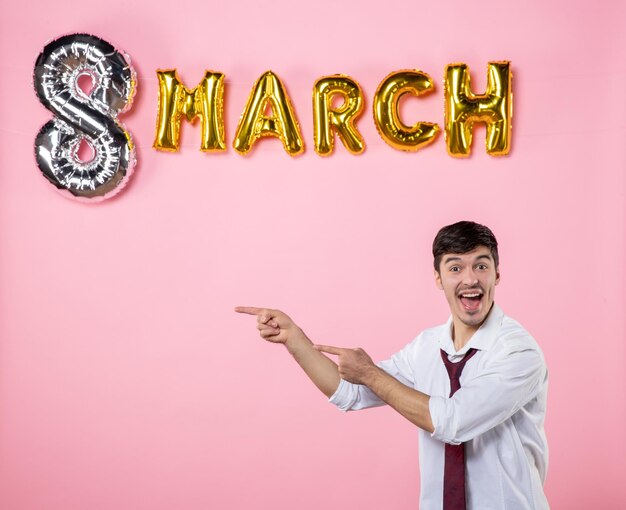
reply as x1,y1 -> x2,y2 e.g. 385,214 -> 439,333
329,339 -> 418,411
429,343 -> 547,445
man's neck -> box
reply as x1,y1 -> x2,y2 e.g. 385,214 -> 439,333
451,303 -> 496,351
452,321 -> 479,351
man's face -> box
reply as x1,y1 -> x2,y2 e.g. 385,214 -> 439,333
435,245 -> 500,332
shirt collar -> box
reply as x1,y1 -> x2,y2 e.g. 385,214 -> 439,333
439,303 -> 504,358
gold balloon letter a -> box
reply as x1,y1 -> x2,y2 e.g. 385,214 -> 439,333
444,62 -> 512,157
233,71 -> 304,156
373,70 -> 440,151
312,75 -> 365,156
153,70 -> 226,152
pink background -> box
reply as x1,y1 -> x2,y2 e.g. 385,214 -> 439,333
1,1 -> 625,508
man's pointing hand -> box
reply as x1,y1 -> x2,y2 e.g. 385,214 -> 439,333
236,305 -> 342,396
235,306 -> 300,345
314,344 -> 379,385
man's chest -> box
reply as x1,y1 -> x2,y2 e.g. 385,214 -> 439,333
410,344 -> 485,397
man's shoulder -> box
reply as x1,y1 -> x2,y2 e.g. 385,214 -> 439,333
390,321 -> 447,365
495,312 -> 544,358
409,320 -> 449,348
418,318 -> 449,338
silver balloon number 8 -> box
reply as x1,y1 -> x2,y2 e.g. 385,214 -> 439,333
34,34 -> 137,201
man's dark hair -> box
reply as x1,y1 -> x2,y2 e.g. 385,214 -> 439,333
432,221 -> 499,272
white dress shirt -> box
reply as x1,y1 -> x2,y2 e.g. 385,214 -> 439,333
329,304 -> 549,510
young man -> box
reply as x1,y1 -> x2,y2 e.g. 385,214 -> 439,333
236,221 -> 549,510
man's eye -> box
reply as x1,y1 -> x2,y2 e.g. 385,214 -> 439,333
477,264 -> 488,270
449,266 -> 460,272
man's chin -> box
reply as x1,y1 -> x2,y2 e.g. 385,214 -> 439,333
459,308 -> 487,326
459,303 -> 494,327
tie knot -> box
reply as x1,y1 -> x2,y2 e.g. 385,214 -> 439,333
440,348 -> 478,396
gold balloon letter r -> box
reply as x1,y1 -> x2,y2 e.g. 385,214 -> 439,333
312,75 -> 365,156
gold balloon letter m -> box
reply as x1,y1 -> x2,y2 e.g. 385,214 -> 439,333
444,61 -> 512,157
153,70 -> 226,152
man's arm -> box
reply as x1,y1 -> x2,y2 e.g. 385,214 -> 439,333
236,306 -> 434,432
315,345 -> 434,433
428,346 -> 546,444
235,307 -> 341,397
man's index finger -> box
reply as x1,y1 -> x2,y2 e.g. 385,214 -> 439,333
234,306 -> 265,315
314,344 -> 345,356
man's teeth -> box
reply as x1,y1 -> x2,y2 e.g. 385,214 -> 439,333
460,293 -> 481,298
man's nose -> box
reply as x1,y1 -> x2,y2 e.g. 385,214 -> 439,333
462,268 -> 478,286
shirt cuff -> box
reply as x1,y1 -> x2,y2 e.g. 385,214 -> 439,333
429,395 -> 461,445
328,379 -> 358,411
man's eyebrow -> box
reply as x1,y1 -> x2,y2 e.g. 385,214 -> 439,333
443,254 -> 493,264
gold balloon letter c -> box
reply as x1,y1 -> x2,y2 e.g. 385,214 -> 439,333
373,70 -> 440,151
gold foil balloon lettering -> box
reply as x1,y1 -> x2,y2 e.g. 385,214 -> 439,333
153,70 -> 226,152
233,71 -> 304,156
313,75 -> 365,155
444,61 -> 512,157
148,65 -> 514,157
373,70 -> 440,151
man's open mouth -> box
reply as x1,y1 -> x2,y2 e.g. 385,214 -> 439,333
458,290 -> 484,311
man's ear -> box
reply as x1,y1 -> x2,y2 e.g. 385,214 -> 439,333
434,269 -> 443,290
495,267 -> 501,285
